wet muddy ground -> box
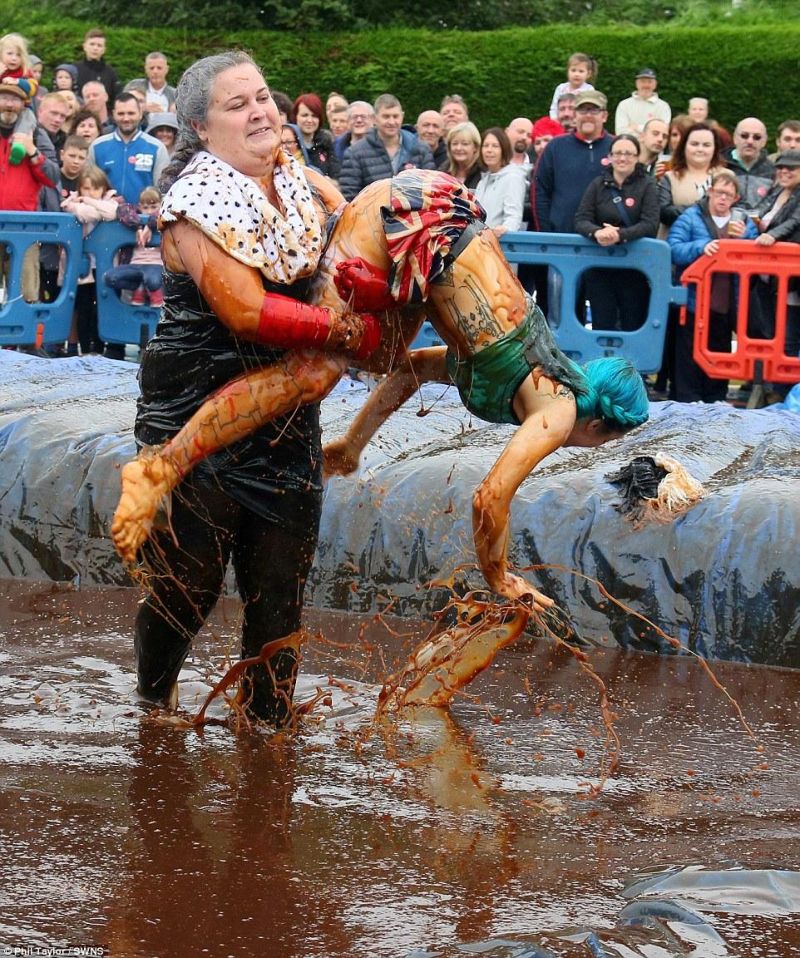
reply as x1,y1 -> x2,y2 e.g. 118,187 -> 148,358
1,580 -> 800,957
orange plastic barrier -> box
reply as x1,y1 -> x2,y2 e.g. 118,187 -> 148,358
680,239 -> 800,384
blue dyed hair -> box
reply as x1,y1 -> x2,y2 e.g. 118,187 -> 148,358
573,357 -> 649,430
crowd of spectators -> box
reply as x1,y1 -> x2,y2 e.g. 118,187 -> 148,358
2,30 -> 799,402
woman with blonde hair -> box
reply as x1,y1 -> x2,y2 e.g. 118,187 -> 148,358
442,120 -> 481,188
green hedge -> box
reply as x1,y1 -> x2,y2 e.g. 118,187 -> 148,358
9,18 -> 800,137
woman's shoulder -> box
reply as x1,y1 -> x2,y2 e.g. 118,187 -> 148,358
628,166 -> 657,189
585,169 -> 609,191
757,181 -> 783,209
673,201 -> 704,226
464,165 -> 482,189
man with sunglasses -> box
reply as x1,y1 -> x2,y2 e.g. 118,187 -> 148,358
725,117 -> 775,208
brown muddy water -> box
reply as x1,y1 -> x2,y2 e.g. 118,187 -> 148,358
1,580 -> 800,958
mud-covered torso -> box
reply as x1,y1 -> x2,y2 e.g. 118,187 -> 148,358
446,299 -> 588,425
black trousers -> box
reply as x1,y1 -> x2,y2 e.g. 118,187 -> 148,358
135,475 -> 321,725
75,282 -> 104,354
750,278 -> 800,356
673,309 -> 732,403
583,267 -> 650,332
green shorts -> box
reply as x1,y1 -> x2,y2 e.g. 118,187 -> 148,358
445,299 -> 586,425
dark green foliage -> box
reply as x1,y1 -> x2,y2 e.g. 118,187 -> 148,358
7,12 -> 800,138
9,0 -> 800,31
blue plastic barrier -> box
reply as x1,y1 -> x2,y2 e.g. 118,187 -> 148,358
2,217 -> 685,370
501,232 -> 688,374
0,212 -> 84,347
410,321 -> 445,350
83,221 -> 162,348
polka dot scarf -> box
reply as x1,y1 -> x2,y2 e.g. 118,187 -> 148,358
160,149 -> 324,284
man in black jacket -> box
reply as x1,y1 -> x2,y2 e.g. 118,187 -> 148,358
340,94 -> 435,201
724,117 -> 775,209
416,109 -> 447,168
73,29 -> 122,106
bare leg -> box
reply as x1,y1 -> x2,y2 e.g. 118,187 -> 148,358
323,346 -> 448,476
378,596 -> 532,711
112,351 -> 346,564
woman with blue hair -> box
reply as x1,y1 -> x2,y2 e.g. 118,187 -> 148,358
113,167 -> 648,611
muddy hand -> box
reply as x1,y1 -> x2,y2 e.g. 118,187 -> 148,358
335,257 -> 395,312
111,451 -> 179,565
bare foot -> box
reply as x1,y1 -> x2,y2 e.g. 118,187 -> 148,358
111,448 -> 181,564
492,571 -> 553,612
322,437 -> 360,478
378,597 -> 532,711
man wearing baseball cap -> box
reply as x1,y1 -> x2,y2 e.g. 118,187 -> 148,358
533,89 -> 613,233
615,67 -> 671,136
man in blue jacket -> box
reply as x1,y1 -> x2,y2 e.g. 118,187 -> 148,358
88,92 -> 169,203
533,90 -> 613,233
340,94 -> 435,201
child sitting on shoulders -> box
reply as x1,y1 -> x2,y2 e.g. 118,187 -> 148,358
104,186 -> 164,307
61,164 -> 119,354
549,52 -> 596,121
0,32 -> 39,164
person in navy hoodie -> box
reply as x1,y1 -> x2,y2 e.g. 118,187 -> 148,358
533,89 -> 613,233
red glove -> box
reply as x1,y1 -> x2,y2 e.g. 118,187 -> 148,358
352,311 -> 382,360
257,291 -> 381,360
335,257 -> 395,312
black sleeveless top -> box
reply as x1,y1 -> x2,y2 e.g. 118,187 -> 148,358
135,268 -> 323,513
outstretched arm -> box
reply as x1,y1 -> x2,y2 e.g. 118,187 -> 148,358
473,391 -> 576,609
324,346 -> 448,475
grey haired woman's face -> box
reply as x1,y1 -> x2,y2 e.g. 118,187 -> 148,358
192,63 -> 281,177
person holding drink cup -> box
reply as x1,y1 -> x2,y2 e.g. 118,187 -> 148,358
753,151 -> 800,247
748,151 -> 800,361
667,169 -> 758,402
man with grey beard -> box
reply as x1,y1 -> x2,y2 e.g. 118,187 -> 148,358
725,117 -> 775,208
556,92 -> 577,133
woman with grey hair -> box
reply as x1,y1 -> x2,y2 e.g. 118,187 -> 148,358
119,51 -> 380,725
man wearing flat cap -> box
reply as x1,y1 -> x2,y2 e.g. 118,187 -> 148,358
615,68 -> 671,136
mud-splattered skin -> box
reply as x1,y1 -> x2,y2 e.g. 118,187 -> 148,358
112,171 -> 586,614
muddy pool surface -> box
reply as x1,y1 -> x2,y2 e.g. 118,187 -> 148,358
1,580 -> 799,957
